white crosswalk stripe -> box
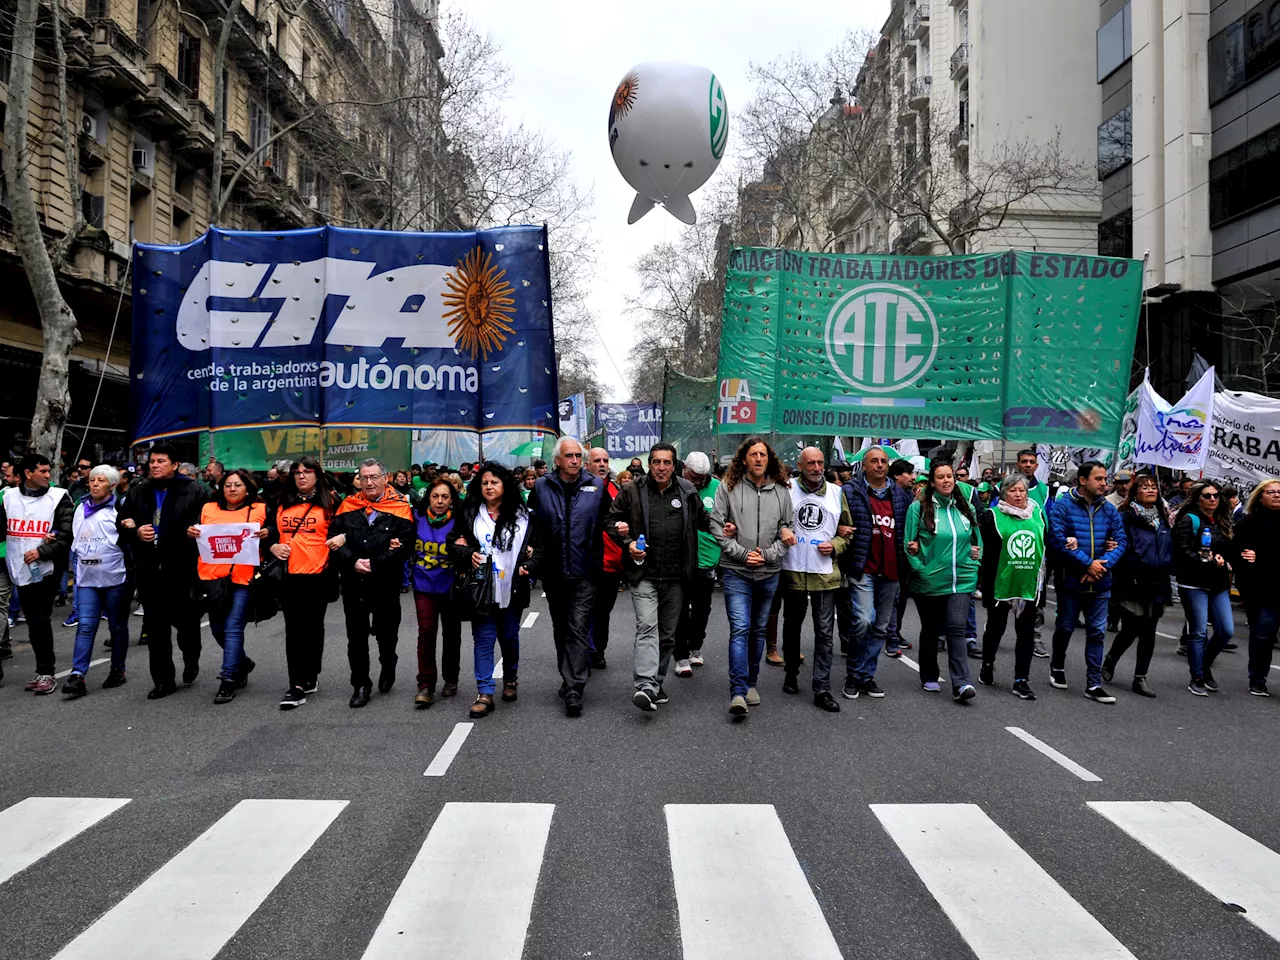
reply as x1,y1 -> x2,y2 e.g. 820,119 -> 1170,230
52,798 -> 347,960
1090,800 -> 1280,942
667,803 -> 843,960
0,797 -> 130,886
872,803 -> 1137,959
3,795 -> 1280,957
361,801 -> 553,959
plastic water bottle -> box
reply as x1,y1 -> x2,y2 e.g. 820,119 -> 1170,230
1200,527 -> 1213,562
635,534 -> 646,553
27,559 -> 43,582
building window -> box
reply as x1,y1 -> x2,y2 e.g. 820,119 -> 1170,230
275,15 -> 287,51
1208,1 -> 1280,104
1097,2 -> 1132,82
1098,209 -> 1132,258
250,101 -> 270,150
301,52 -> 311,92
177,28 -> 199,96
1097,104 -> 1132,179
1209,123 -> 1280,226
85,0 -> 106,19
0,12 -> 11,84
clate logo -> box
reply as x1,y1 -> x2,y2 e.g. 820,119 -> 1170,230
718,378 -> 756,424
1007,530 -> 1038,561
825,283 -> 939,393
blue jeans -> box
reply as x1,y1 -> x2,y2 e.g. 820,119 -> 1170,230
723,570 -> 779,698
1180,587 -> 1233,681
72,583 -> 129,674
473,607 -> 521,696
966,596 -> 978,640
1051,590 -> 1109,687
847,573 -> 900,685
208,583 -> 252,682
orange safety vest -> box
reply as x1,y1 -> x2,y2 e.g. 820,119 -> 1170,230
197,501 -> 267,585
275,501 -> 332,575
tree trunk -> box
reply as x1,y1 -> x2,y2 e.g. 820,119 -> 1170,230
3,0 -> 82,471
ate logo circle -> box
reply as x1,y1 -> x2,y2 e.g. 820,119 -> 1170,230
825,283 -> 939,393
796,503 -> 825,531
1007,530 -> 1038,560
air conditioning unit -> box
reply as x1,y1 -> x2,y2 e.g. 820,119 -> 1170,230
81,113 -> 98,139
305,194 -> 319,209
131,148 -> 149,170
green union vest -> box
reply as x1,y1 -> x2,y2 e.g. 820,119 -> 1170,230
991,503 -> 1045,602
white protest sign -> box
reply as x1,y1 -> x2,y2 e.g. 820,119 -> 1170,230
196,523 -> 261,565
1134,369 -> 1214,472
1206,390 -> 1280,486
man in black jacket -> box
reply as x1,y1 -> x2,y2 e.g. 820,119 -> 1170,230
327,458 -> 414,708
607,443 -> 707,712
528,437 -> 611,717
116,442 -> 210,698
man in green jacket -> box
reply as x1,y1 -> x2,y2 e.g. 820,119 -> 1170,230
781,447 -> 852,711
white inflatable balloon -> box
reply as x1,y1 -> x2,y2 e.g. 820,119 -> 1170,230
608,61 -> 728,225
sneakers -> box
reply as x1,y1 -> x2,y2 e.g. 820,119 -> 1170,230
728,695 -> 748,716
884,647 -> 903,659
1049,669 -> 1068,689
654,688 -> 669,705
1176,640 -> 1187,657
954,684 -> 977,703
1011,679 -> 1037,700
632,689 -> 658,712
922,681 -> 941,692
1202,669 -> 1219,693
1249,681 -> 1270,697
744,687 -> 761,706
1084,685 -> 1116,704
303,679 -> 319,695
1188,679 -> 1209,697
102,669 -> 127,689
841,682 -> 859,700
689,650 -> 705,667
62,674 -> 87,698
978,663 -> 994,686
235,657 -> 256,689
1032,640 -> 1050,659
280,687 -> 307,710
814,692 -> 841,712
782,677 -> 800,695
133,605 -> 144,617
29,674 -> 56,695
674,659 -> 693,678
214,680 -> 236,704
859,680 -> 886,699
62,613 -> 78,627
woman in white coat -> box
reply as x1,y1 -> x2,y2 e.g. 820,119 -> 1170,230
62,466 -> 130,697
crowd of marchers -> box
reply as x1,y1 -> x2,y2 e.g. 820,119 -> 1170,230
0,437 -> 1277,716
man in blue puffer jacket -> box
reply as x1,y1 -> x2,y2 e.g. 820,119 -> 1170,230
528,437 -> 612,717
1047,460 -> 1126,703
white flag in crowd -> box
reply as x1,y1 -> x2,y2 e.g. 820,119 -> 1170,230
1134,369 -> 1214,473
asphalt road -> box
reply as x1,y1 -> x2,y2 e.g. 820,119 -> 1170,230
1,582 -> 1278,960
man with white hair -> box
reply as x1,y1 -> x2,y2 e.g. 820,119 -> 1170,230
674,451 -> 719,676
528,436 -> 613,717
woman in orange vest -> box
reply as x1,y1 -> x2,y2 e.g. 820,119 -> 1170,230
267,456 -> 337,710
187,469 -> 267,704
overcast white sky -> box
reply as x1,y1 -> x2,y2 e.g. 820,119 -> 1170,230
460,0 -> 890,401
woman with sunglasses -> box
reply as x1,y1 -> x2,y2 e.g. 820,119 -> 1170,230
1172,481 -> 1235,697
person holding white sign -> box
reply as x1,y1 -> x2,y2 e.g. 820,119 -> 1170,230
188,470 -> 267,705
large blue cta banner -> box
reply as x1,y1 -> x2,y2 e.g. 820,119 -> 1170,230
131,225 -> 558,446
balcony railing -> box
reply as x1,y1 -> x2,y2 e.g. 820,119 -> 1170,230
909,76 -> 932,106
949,122 -> 969,153
893,217 -> 926,254
951,42 -> 969,79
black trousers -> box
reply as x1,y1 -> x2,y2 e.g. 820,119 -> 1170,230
546,577 -> 596,691
1105,609 -> 1158,677
17,576 -> 59,674
782,589 -> 836,693
589,571 -> 622,656
342,577 -> 402,688
139,574 -> 202,687
982,600 -> 1038,680
675,575 -> 715,660
281,573 -> 328,689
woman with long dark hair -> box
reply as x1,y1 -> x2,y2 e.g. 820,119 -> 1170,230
187,468 -> 268,704
1102,473 -> 1173,697
1235,478 -> 1280,696
448,461 -> 542,718
411,477 -> 462,708
905,460 -> 981,702
1173,480 -> 1235,696
266,456 -> 337,709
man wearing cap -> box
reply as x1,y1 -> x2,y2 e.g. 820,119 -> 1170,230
1106,470 -> 1132,508
674,452 -> 719,676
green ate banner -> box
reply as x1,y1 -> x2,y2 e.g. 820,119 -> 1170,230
716,249 -> 1143,446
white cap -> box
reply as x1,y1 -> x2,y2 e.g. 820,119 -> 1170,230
685,451 -> 711,476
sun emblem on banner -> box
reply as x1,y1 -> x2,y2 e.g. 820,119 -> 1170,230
609,71 -> 639,128
442,247 -> 517,360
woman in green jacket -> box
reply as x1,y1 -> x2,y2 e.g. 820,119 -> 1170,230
905,460 -> 982,701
